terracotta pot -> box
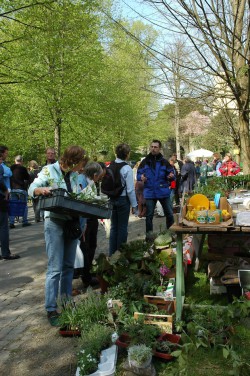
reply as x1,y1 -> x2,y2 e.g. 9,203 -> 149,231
116,332 -> 181,361
97,275 -> 109,294
59,326 -> 81,337
154,333 -> 181,361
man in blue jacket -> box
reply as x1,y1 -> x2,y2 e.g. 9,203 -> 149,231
137,140 -> 175,240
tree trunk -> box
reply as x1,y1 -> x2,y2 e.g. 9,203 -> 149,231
238,113 -> 250,174
54,119 -> 61,158
175,101 -> 181,159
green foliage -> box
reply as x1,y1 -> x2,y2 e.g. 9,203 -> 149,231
77,323 -> 113,376
154,231 -> 173,247
194,175 -> 250,198
119,315 -> 161,348
58,299 -> 80,330
0,1 -> 160,161
127,344 -> 152,365
79,323 -> 113,355
61,290 -> 112,332
92,240 -> 161,290
222,345 -> 250,376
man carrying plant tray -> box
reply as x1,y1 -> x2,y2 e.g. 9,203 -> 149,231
137,140 -> 175,241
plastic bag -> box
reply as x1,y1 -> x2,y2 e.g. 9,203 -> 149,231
74,241 -> 84,268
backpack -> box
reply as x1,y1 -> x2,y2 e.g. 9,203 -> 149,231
101,161 -> 127,198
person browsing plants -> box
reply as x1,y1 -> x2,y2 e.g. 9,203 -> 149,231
219,153 -> 240,176
106,143 -> 138,256
137,140 -> 175,241
28,145 -> 89,327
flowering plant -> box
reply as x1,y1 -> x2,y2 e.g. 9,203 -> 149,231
78,349 -> 98,375
156,263 -> 171,293
160,264 -> 171,277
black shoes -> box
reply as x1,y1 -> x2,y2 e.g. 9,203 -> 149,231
82,276 -> 100,288
9,223 -> 32,228
22,223 -> 32,227
3,254 -> 20,260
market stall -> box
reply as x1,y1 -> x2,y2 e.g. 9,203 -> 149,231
171,187 -> 250,321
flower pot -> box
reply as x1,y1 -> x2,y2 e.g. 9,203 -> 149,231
97,275 -> 109,294
115,333 -> 130,349
153,333 -> 181,361
116,332 -> 181,361
59,326 -> 81,337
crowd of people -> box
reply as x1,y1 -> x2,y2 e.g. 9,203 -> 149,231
0,141 -> 241,327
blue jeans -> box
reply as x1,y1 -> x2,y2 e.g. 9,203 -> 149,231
145,197 -> 174,236
9,189 -> 29,224
109,196 -> 130,256
0,208 -> 10,257
44,217 -> 78,312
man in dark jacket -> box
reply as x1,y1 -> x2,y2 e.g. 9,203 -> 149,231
137,140 -> 175,240
9,155 -> 31,228
171,153 -> 183,205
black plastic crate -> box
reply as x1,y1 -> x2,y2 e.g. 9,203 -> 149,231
36,189 -> 112,219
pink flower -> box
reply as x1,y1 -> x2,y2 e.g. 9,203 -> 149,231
160,265 -> 170,276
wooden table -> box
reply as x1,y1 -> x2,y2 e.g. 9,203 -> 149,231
170,223 -> 250,321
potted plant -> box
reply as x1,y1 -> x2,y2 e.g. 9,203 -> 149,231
58,300 -> 81,337
185,305 -> 234,346
77,323 -> 114,375
91,253 -> 114,293
127,344 -> 152,369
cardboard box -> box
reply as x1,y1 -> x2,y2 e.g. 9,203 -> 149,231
180,198 -> 233,227
210,277 -> 227,295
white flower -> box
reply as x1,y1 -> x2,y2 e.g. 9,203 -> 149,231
107,299 -> 113,308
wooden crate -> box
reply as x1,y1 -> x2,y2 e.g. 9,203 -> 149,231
144,295 -> 175,314
134,312 -> 173,334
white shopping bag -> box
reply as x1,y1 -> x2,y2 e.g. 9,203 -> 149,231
74,241 -> 84,268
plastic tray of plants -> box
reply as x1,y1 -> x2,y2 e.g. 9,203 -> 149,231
36,188 -> 112,219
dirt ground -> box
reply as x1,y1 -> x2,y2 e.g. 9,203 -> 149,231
1,215 -> 164,376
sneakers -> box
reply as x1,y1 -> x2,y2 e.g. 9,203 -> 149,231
3,254 -> 20,260
22,223 -> 32,227
47,311 -> 61,327
9,224 -> 15,229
